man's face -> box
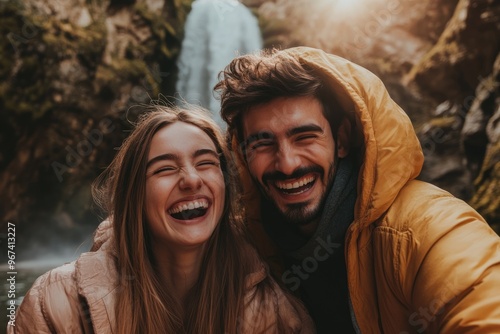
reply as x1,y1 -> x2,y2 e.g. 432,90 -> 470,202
242,96 -> 347,226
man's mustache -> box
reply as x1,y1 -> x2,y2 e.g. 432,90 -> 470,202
262,166 -> 324,185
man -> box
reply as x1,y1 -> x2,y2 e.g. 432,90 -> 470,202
215,47 -> 500,333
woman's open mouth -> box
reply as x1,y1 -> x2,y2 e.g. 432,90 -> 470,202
168,199 -> 209,220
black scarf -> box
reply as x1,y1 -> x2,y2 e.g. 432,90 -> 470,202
260,155 -> 359,333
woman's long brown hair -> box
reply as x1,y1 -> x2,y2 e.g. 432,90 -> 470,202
93,103 -> 251,333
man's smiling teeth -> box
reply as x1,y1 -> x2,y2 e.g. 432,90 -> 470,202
168,200 -> 209,214
275,176 -> 315,190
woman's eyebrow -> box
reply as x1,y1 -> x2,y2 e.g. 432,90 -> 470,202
193,148 -> 220,159
146,153 -> 178,169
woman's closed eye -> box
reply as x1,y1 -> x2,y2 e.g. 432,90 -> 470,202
152,165 -> 177,175
196,160 -> 220,168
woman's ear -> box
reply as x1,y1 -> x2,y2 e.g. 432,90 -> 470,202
336,118 -> 351,158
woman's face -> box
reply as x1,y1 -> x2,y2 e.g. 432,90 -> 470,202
145,121 -> 225,251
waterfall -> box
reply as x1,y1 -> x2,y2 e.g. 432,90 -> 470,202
176,0 -> 263,127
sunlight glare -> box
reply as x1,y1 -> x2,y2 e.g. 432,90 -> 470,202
334,0 -> 366,15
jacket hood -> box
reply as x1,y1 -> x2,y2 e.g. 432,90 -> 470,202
90,218 -> 114,252
230,47 -> 424,229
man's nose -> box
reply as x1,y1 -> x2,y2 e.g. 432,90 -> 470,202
275,144 -> 301,176
179,167 -> 203,190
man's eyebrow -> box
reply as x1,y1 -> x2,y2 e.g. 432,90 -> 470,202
243,131 -> 274,148
146,153 -> 178,169
286,124 -> 324,137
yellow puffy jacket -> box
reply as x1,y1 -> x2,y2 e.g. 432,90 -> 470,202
230,47 -> 500,333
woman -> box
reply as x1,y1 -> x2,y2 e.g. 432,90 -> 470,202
9,104 -> 314,333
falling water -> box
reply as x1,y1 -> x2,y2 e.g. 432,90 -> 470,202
176,0 -> 263,127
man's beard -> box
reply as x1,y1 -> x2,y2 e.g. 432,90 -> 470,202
256,163 -> 336,226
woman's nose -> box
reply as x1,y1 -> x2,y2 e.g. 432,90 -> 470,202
179,167 -> 203,190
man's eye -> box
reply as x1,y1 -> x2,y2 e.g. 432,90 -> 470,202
251,141 -> 273,150
297,134 -> 316,141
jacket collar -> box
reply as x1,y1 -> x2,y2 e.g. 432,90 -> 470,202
75,219 -> 118,333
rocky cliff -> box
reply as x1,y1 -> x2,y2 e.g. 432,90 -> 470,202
409,0 -> 499,230
0,0 -> 192,259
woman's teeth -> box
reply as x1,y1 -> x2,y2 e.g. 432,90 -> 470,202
168,200 -> 209,214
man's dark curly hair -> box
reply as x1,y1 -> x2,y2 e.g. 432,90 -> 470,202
214,49 -> 347,149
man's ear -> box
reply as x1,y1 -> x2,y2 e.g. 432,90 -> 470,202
336,118 -> 351,158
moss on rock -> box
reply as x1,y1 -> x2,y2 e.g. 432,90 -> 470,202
470,141 -> 500,228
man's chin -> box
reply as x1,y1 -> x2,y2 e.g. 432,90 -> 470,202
277,203 -> 321,226
259,186 -> 321,225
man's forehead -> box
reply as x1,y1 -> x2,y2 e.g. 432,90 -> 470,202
241,96 -> 326,137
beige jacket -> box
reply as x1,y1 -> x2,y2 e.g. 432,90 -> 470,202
230,47 -> 500,333
8,220 -> 315,333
